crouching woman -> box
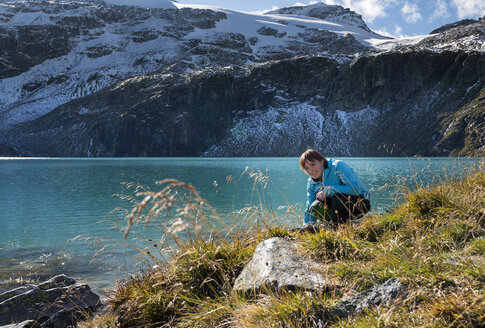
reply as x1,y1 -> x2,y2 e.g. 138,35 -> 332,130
300,149 -> 371,227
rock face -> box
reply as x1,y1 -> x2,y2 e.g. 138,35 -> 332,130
8,50 -> 484,157
233,237 -> 331,294
0,143 -> 17,156
411,19 -> 485,52
430,18 -> 478,34
0,275 -> 101,327
0,1 -> 484,157
433,89 -> 485,156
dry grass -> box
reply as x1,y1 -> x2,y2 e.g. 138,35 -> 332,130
79,163 -> 485,328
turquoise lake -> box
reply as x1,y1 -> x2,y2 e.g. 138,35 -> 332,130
0,157 -> 482,295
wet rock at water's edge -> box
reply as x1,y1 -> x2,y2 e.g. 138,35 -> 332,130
0,275 -> 101,327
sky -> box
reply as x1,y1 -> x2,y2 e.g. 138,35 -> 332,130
175,0 -> 485,37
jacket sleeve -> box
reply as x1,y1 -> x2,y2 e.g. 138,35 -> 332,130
322,161 -> 362,197
304,180 -> 317,225
306,180 -> 317,207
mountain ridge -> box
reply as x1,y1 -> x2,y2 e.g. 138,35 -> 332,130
1,0 -> 484,157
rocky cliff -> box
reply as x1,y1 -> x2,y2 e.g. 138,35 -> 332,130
1,0 -> 484,156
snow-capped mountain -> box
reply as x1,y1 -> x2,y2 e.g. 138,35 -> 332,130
0,0 -> 484,157
0,0 -> 385,129
265,2 -> 374,34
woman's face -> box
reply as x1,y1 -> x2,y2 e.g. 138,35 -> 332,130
303,159 -> 325,180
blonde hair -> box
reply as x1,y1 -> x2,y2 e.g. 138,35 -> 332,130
299,149 -> 328,171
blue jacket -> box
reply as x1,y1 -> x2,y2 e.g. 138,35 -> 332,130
304,158 -> 369,225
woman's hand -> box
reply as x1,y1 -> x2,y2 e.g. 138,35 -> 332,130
316,190 -> 326,201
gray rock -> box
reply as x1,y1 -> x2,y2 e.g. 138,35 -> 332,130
1,320 -> 41,328
430,19 -> 477,34
257,26 -> 279,36
299,28 -> 338,43
0,275 -> 101,327
233,237 -> 332,294
331,278 -> 406,320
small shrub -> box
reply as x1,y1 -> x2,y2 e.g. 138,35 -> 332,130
77,313 -> 119,328
302,230 -> 361,262
468,238 -> 485,255
356,213 -> 405,242
108,269 -> 186,327
174,238 -> 254,299
265,226 -> 293,238
233,291 -> 332,328
429,294 -> 485,327
406,187 -> 453,219
439,221 -> 477,249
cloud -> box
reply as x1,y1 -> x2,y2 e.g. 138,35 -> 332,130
373,24 -> 409,38
323,0 -> 397,23
294,1 -> 318,5
252,5 -> 280,15
430,0 -> 450,21
451,0 -> 485,19
394,25 -> 404,36
401,1 -> 422,23
373,27 -> 394,37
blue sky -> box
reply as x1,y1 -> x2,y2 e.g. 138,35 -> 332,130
176,0 -> 485,37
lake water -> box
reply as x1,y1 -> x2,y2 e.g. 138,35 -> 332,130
0,157 -> 482,295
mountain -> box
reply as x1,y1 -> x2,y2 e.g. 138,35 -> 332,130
0,0 -> 483,157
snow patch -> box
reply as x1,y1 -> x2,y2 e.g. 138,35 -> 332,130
369,34 -> 428,50
8,12 -> 55,26
466,80 -> 481,94
103,0 -> 177,9
205,104 -> 382,156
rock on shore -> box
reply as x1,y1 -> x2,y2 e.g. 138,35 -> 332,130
233,237 -> 332,294
0,275 -> 101,328
233,237 -> 407,322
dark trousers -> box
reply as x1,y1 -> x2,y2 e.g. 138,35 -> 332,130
309,193 -> 371,225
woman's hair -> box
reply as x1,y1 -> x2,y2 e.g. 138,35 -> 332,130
299,149 -> 328,171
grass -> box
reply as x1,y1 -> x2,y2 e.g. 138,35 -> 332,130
79,163 -> 484,328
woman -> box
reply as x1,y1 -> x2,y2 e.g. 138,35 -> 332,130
300,149 -> 371,227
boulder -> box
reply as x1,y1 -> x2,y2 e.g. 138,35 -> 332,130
233,237 -> 332,294
1,321 -> 40,328
0,275 -> 101,327
257,26 -> 279,36
330,277 -> 406,320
